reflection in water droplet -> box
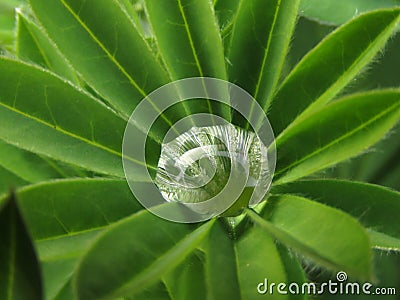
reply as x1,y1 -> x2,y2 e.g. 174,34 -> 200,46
155,124 -> 272,216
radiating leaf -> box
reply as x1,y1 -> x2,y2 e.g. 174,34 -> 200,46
204,220 -> 305,299
163,250 -> 206,299
38,231 -> 101,300
269,9 -> 400,135
272,179 -> 400,251
204,221 -> 241,299
214,0 -> 240,30
53,279 -> 74,300
16,11 -> 80,85
274,90 -> 400,185
10,179 -> 140,240
0,140 -> 63,183
0,0 -> 21,51
0,166 -> 27,196
300,0 -> 400,27
0,192 -> 43,300
248,194 -> 372,280
144,0 -> 229,119
228,0 -> 300,127
276,245 -> 307,300
74,209 -> 214,299
132,281 -> 172,300
0,58 -> 144,178
119,0 -> 145,36
145,0 -> 226,81
29,0 -> 169,118
3,179 -> 143,299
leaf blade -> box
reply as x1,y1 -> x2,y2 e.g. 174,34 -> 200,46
16,11 -> 80,85
0,58 -> 147,177
272,179 -> 400,251
248,194 -> 372,280
269,8 -> 400,135
29,0 -> 170,117
4,178 -> 143,299
300,0 -> 400,27
227,0 -> 300,116
0,192 -> 43,300
74,210 -> 214,299
144,0 -> 229,120
275,90 -> 400,184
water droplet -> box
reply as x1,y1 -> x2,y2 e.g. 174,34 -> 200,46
155,124 -> 272,216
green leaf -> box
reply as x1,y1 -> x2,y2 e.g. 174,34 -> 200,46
132,281 -> 172,300
0,140 -> 62,183
145,0 -> 226,80
276,244 -> 307,300
119,0 -> 146,37
0,0 -> 21,51
268,9 -> 400,135
144,0 -> 228,119
248,194 -> 372,280
0,58 -> 142,178
38,231 -> 101,300
11,179 -> 141,241
204,220 -> 305,299
272,179 -> 400,251
163,250 -> 206,299
234,223 -> 298,299
204,221 -> 241,299
274,90 -> 400,185
0,166 -> 27,196
214,0 -> 240,30
227,0 -> 300,125
8,178 -> 143,299
300,0 -> 400,27
74,210 -> 214,299
53,279 -> 74,300
29,0 -> 169,118
0,192 -> 43,300
16,11 -> 81,85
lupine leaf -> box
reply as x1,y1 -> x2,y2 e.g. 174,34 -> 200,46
228,0 -> 300,128
275,90 -> 400,185
269,9 -> 400,135
3,179 -> 143,299
0,192 -> 43,300
300,0 -> 400,27
74,210 -> 214,299
16,12 -> 80,85
248,194 -> 372,280
272,179 -> 400,251
0,58 -> 146,178
29,0 -> 170,118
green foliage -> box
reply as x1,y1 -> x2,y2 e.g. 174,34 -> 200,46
300,0 -> 400,27
0,0 -> 399,299
0,192 -> 43,300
